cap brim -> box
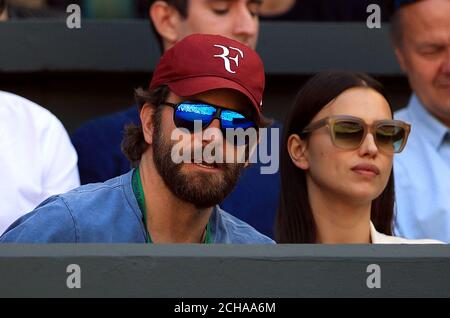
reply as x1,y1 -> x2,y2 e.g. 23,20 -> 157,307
167,77 -> 260,116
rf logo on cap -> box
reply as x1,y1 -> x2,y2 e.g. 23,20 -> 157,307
213,45 -> 244,74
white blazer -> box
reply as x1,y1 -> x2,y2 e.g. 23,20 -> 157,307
370,223 -> 444,244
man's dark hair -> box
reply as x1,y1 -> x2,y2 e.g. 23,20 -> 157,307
0,0 -> 7,15
148,0 -> 189,53
121,85 -> 170,166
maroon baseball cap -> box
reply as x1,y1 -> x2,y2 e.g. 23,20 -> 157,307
149,34 -> 265,120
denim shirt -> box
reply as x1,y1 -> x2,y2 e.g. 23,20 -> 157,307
394,95 -> 450,243
71,107 -> 280,239
0,170 -> 274,244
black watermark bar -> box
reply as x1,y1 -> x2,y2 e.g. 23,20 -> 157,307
2,298 -> 433,316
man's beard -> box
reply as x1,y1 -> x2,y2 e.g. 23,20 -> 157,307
152,118 -> 244,210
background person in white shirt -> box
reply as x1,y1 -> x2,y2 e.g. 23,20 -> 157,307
391,0 -> 450,242
0,91 -> 80,234
275,71 -> 442,244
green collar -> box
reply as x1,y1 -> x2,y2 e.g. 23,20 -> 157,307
131,168 -> 211,244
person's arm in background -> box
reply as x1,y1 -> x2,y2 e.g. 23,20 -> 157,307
40,110 -> 80,197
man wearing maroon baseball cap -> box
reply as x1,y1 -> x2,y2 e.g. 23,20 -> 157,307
0,34 -> 274,244
72,0 -> 281,241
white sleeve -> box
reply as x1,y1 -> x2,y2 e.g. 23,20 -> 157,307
40,113 -> 80,197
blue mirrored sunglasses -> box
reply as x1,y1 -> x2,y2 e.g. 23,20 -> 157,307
161,101 -> 256,133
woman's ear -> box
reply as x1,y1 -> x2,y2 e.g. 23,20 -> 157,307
287,134 -> 309,170
140,103 -> 156,145
150,1 -> 183,48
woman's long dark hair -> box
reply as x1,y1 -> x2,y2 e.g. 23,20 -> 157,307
275,71 -> 395,243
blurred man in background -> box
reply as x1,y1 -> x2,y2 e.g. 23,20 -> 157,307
0,0 -> 63,19
391,0 -> 450,242
0,0 -> 7,20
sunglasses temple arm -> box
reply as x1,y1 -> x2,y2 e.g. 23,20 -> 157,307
301,119 -> 328,135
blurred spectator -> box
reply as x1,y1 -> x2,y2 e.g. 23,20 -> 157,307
46,0 -> 77,10
392,0 -> 450,242
260,0 -> 394,22
8,0 -> 45,8
82,0 -> 135,19
7,0 -> 397,21
1,0 -> 64,19
259,0 -> 297,19
0,91 -> 80,235
0,0 -> 7,21
47,0 -> 141,19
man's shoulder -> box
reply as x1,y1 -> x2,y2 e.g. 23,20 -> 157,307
54,173 -> 133,213
0,194 -> 78,242
0,172 -> 139,243
214,207 -> 275,244
64,173 -> 122,192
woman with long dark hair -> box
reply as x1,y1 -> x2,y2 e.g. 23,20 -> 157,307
276,71 -> 442,244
